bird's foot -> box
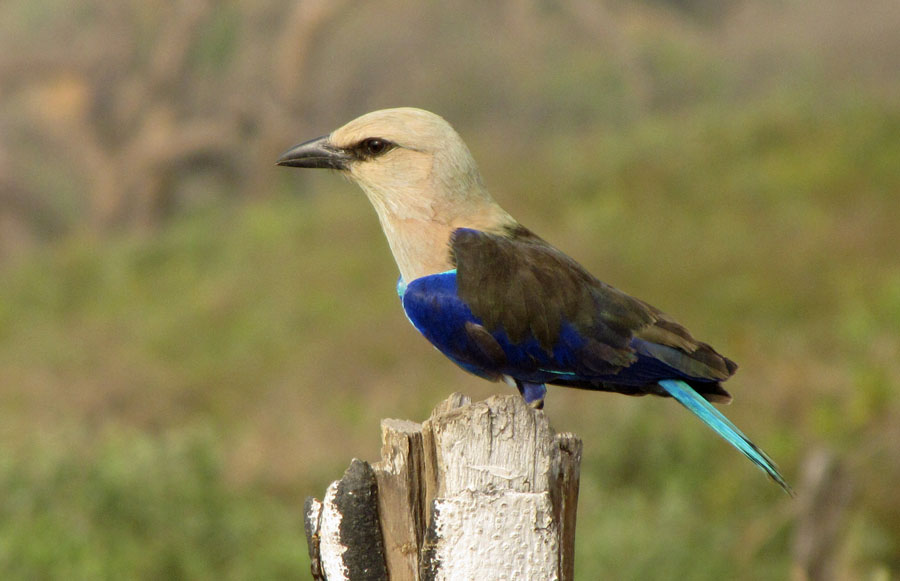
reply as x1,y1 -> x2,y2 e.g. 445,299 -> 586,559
512,379 -> 547,409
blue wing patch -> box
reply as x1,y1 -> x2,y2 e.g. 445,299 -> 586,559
400,270 -> 720,389
400,270 -> 498,380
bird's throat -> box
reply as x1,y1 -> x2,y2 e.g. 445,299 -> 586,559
372,201 -> 517,283
377,216 -> 456,283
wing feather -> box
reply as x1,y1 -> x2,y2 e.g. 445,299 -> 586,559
449,226 -> 737,390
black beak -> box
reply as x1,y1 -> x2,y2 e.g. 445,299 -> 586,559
276,135 -> 351,170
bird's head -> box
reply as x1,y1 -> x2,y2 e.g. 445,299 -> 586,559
277,108 -> 492,222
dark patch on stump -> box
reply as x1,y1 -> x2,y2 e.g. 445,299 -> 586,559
334,459 -> 389,580
418,502 -> 442,581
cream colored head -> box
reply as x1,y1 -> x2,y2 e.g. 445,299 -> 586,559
277,108 -> 516,281
333,108 -> 494,221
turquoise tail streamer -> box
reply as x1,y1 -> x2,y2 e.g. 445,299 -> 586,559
658,379 -> 792,495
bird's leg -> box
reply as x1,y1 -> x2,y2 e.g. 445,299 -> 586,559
514,379 -> 547,410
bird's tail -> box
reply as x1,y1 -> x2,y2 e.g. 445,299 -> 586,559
658,379 -> 793,495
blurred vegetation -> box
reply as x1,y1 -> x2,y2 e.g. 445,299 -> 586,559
1,0 -> 899,578
0,428 -> 308,578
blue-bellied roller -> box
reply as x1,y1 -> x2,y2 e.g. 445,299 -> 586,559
277,108 -> 790,493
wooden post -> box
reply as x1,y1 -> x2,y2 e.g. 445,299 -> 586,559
304,393 -> 583,581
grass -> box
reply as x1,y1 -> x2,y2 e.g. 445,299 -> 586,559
0,427 -> 309,579
1,87 -> 898,577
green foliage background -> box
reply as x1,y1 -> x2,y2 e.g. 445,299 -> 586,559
1,0 -> 899,578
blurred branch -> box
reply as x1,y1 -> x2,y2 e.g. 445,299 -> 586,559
227,0 -> 350,199
791,448 -> 854,581
0,0 -> 252,231
123,117 -> 242,226
274,0 -> 348,108
0,180 -> 63,236
146,0 -> 213,97
0,0 -> 357,235
0,143 -> 64,255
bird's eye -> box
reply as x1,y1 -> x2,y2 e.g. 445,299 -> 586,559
360,138 -> 392,157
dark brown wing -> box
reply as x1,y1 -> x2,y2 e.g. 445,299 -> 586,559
450,225 -> 737,397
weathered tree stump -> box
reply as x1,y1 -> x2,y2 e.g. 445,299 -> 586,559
304,393 -> 583,581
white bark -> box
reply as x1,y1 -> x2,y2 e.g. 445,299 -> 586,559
305,393 -> 582,581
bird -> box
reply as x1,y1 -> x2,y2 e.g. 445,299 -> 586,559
277,107 -> 791,493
